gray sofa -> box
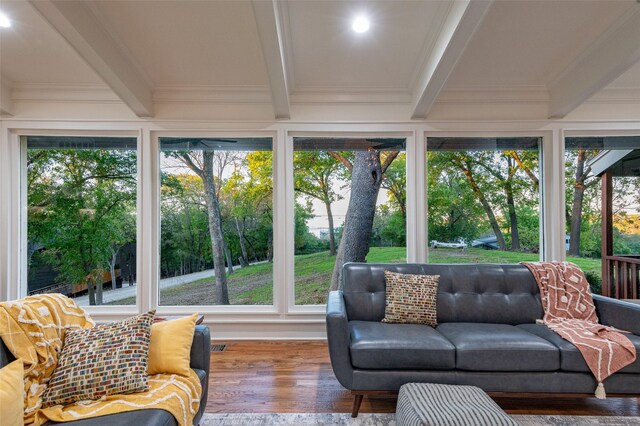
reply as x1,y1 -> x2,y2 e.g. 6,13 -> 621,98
326,263 -> 640,416
0,325 -> 211,426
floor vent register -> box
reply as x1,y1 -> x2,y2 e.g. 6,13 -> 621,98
211,344 -> 227,353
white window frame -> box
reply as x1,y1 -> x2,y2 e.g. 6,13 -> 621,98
1,119 -> 638,336
424,131 -> 553,262
151,130 -> 280,317
17,129 -> 142,318
286,130 -> 416,314
561,128 -> 640,262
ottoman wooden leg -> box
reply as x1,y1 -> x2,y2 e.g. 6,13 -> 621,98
351,394 -> 364,418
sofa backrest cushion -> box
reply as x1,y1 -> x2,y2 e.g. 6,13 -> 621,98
341,263 -> 543,324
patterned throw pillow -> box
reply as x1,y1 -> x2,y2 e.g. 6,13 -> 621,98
42,310 -> 155,407
382,271 -> 439,326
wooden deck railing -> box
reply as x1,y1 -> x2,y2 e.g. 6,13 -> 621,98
603,255 -> 640,299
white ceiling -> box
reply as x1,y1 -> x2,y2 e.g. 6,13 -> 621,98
444,0 -> 636,88
0,0 -> 102,84
90,0 -> 268,87
0,0 -> 639,119
609,61 -> 640,88
286,1 -> 449,90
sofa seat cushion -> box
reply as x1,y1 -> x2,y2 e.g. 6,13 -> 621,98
349,321 -> 455,370
436,323 -> 560,372
517,324 -> 640,374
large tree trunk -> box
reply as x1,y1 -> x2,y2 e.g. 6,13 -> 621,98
330,151 -> 385,291
569,150 -> 588,256
235,218 -> 250,266
506,183 -> 520,250
87,277 -> 96,305
201,152 -> 230,305
325,201 -> 337,256
95,273 -> 103,305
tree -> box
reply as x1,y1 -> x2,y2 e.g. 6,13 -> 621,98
565,149 -> 599,256
294,151 -> 343,255
245,151 -> 275,261
173,151 -> 229,305
329,148 -> 400,290
221,152 -> 274,266
28,149 -> 136,305
294,201 -> 316,253
382,153 -> 406,219
107,207 -> 135,290
474,152 -> 521,250
221,170 -> 251,267
427,156 -> 484,244
160,173 -> 211,277
427,149 -> 540,252
447,152 -> 507,250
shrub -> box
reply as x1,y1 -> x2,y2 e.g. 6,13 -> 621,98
584,270 -> 602,295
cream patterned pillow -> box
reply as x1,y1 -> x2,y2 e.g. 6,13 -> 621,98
42,310 -> 155,407
382,271 -> 439,326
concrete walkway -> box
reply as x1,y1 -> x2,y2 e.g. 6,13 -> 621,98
73,268 -> 216,305
73,261 -> 266,305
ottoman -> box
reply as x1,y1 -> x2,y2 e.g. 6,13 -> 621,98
396,383 -> 517,426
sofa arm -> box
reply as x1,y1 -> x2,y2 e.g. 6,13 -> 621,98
593,295 -> 640,335
189,325 -> 210,425
190,325 -> 211,372
326,291 -> 354,389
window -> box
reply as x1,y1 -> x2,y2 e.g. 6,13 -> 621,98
565,136 -> 640,295
25,136 -> 137,306
293,138 -> 406,305
159,137 -> 273,306
426,137 -> 541,263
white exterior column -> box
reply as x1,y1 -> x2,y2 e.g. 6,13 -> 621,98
407,129 -> 427,263
541,129 -> 566,262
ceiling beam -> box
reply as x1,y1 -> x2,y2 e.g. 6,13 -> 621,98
28,0 -> 153,117
251,0 -> 291,119
0,78 -> 13,116
548,7 -> 640,119
411,0 -> 493,120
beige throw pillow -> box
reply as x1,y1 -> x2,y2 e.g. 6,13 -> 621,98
382,271 -> 439,326
42,310 -> 155,407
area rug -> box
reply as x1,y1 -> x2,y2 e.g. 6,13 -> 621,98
200,413 -> 640,425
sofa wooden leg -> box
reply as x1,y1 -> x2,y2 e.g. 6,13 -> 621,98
351,394 -> 364,418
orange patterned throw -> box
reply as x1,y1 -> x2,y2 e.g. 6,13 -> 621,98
521,261 -> 637,398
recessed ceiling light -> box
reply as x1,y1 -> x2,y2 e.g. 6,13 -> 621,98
352,15 -> 370,33
0,11 -> 11,28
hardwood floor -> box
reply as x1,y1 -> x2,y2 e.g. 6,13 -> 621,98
207,340 -> 640,416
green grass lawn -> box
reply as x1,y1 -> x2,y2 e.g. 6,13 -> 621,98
109,247 -> 601,306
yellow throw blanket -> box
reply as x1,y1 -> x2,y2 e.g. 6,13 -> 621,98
0,294 -> 202,426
